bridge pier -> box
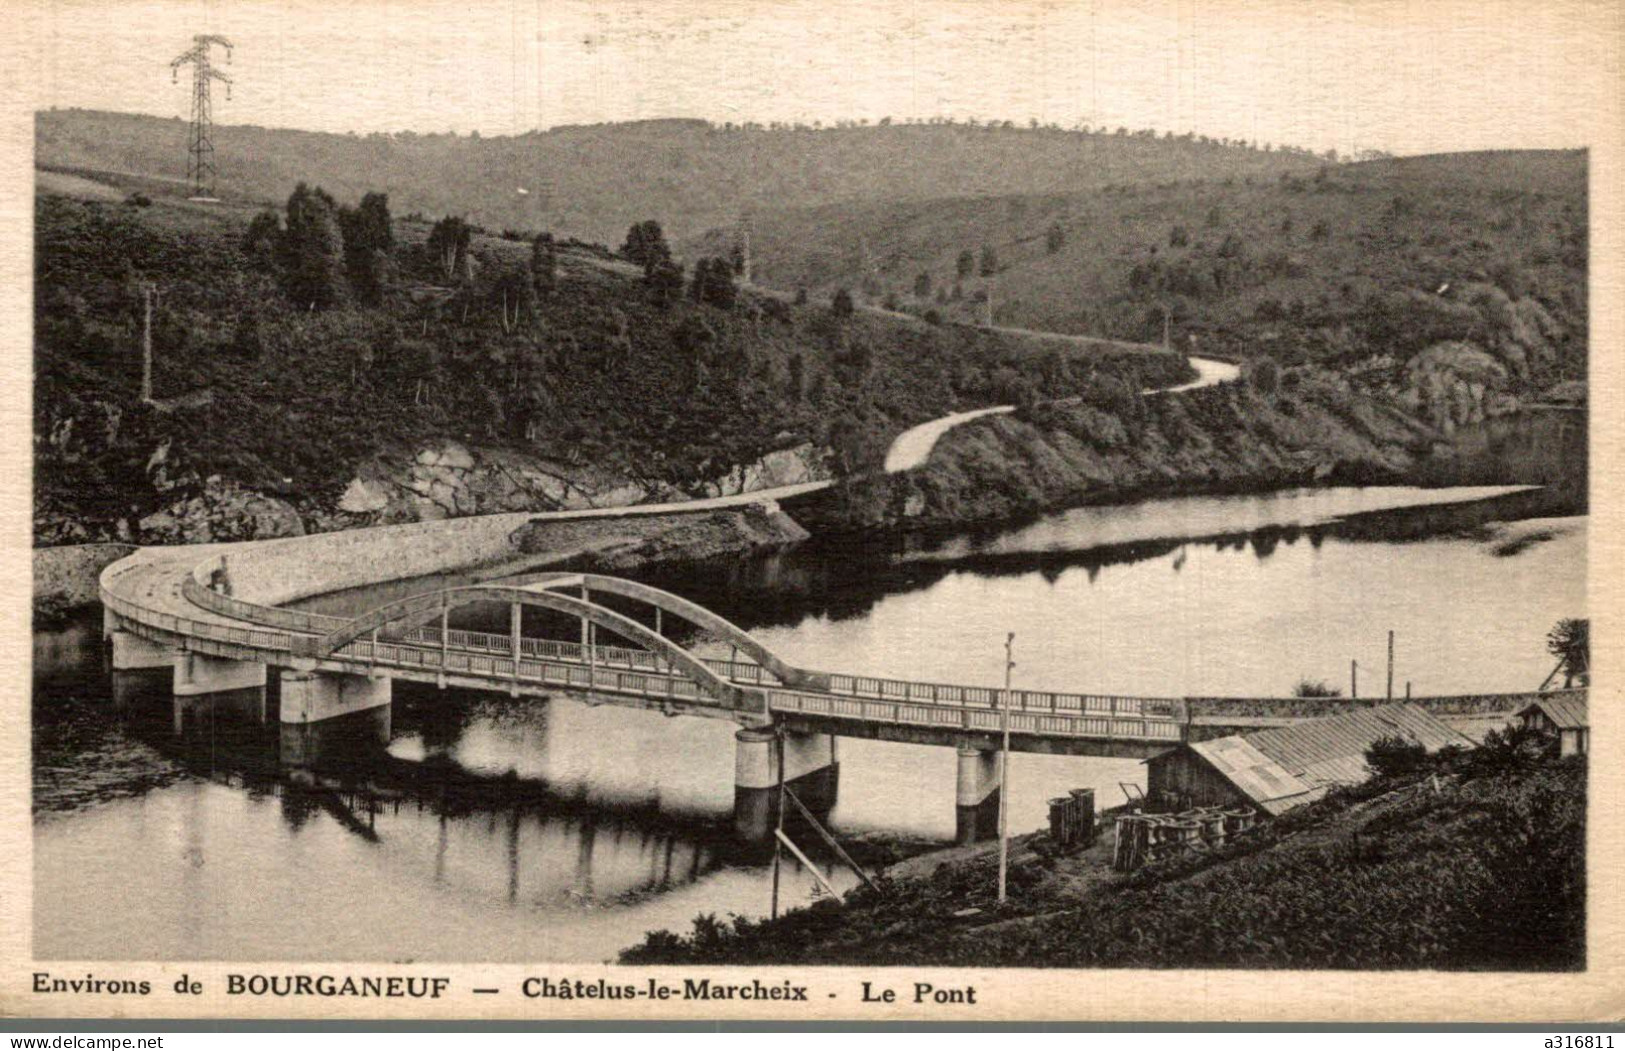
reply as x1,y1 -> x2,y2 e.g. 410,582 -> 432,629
170,651 -> 269,734
173,651 -> 267,696
110,629 -> 173,670
733,726 -> 839,841
955,745 -> 1002,845
278,670 -> 393,768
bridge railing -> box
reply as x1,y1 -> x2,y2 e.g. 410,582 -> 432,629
104,590 -> 299,654
336,638 -> 705,702
391,625 -> 782,685
826,672 -> 1181,721
768,690 -> 1185,742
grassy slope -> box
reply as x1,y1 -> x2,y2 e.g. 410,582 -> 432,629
37,109 -> 1321,247
33,188 -> 1190,541
624,752 -> 1585,970
702,150 -> 1587,391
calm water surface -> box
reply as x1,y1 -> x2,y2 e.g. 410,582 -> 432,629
33,485 -> 1585,961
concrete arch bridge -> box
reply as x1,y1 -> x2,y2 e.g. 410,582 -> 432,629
102,533 -> 1181,842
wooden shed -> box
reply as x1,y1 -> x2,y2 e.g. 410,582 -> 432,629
1146,703 -> 1475,816
1517,694 -> 1589,757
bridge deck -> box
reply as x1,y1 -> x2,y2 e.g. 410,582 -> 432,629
100,546 -> 1186,751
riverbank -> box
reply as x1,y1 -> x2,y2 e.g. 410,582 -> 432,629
622,748 -> 1586,969
796,374 -> 1585,534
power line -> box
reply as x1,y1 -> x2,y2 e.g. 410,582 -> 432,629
170,34 -> 234,199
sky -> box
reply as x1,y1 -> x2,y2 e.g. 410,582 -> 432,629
19,0 -> 1622,156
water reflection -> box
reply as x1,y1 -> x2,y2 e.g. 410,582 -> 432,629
34,654 -> 850,962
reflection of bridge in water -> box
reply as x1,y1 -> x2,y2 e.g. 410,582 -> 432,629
101,527 -> 1560,844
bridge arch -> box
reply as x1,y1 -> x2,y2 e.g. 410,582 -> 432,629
292,585 -> 753,711
519,572 -> 828,690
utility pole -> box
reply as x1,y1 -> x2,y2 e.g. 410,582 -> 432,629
1386,630 -> 1395,700
771,730 -> 785,919
997,632 -> 1015,905
170,34 -> 234,200
737,213 -> 753,285
1351,660 -> 1358,700
1161,304 -> 1171,349
140,284 -> 155,404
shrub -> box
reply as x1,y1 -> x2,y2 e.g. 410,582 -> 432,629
1365,734 -> 1428,778
1248,357 -> 1281,395
1292,678 -> 1342,698
831,288 -> 855,318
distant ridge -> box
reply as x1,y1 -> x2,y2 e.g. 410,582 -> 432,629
36,107 -> 1323,246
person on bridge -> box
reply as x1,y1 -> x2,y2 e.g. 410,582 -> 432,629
209,556 -> 234,596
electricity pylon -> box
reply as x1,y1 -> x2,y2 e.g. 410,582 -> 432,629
171,34 -> 233,199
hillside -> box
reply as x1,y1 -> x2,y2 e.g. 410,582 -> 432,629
36,109 -> 1324,247
33,185 -> 1190,546
695,150 -> 1588,413
624,739 -> 1586,970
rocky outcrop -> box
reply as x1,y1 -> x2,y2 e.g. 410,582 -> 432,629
36,431 -> 834,549
586,504 -> 811,573
700,443 -> 828,498
508,502 -> 810,574
33,543 -> 137,624
802,373 -> 1441,532
136,476 -> 306,544
1400,340 -> 1514,434
330,439 -> 830,526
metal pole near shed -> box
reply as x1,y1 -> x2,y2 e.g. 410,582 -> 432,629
997,632 -> 1015,905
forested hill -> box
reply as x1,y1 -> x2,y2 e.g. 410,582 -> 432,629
692,149 -> 1588,395
33,183 -> 1190,546
37,108 -> 1325,246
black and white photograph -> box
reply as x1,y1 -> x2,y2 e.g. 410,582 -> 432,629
6,0 -> 1620,1024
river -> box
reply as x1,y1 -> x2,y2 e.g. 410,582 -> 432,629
32,484 -> 1585,962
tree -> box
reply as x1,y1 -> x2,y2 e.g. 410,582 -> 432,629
338,191 -> 394,305
956,250 -> 975,280
490,267 -> 536,334
621,219 -> 672,273
913,271 -> 932,299
1546,618 -> 1589,687
691,257 -> 737,310
1045,222 -> 1066,254
281,183 -> 348,309
427,216 -> 473,283
978,245 -> 999,277
1169,224 -> 1190,248
530,232 -> 558,296
831,287 -> 855,318
645,259 -> 684,310
787,353 -> 805,401
243,209 -> 282,259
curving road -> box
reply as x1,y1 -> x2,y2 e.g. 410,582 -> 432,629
882,355 -> 1240,473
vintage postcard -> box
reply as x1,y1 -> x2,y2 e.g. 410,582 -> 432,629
1,0 -> 1621,1024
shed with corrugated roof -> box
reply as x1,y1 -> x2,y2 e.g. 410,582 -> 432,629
1517,692 -> 1588,757
1146,703 -> 1475,816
